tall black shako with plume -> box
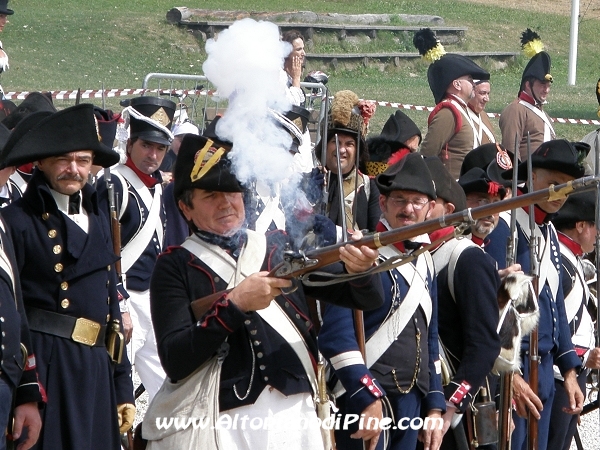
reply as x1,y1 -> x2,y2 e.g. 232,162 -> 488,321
413,28 -> 489,104
519,28 -> 552,94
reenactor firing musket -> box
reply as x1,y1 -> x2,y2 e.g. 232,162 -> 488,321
189,174 -> 600,318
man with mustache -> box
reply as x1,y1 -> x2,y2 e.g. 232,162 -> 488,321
319,153 -> 445,450
484,140 -> 588,450
141,134 -> 383,449
458,167 -> 506,246
0,104 -> 134,449
97,96 -> 176,402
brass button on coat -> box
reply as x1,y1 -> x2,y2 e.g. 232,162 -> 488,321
48,229 -> 57,238
61,299 -> 70,309
60,281 -> 68,290
42,213 -> 50,220
53,245 -> 62,254
54,263 -> 63,272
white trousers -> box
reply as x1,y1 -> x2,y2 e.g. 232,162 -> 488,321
219,388 -> 324,450
127,288 -> 166,402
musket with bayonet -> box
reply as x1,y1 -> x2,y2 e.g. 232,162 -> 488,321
105,167 -> 125,364
498,135 -> 520,450
189,175 -> 599,319
318,94 -> 330,216
526,133 -> 540,450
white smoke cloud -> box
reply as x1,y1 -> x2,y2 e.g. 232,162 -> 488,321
202,18 -> 295,186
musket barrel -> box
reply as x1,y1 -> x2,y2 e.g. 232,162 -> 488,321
270,175 -> 600,280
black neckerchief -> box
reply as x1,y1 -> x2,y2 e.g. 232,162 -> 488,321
194,229 -> 247,259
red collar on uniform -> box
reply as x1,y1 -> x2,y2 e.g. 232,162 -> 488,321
471,235 -> 485,247
125,157 -> 160,188
557,231 -> 583,256
518,90 -> 538,107
518,189 -> 548,225
428,226 -> 455,251
376,221 -> 405,252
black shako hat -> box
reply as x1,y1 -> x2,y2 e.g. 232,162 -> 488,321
425,156 -> 467,211
0,104 -> 120,168
458,167 -> 506,199
520,29 -> 552,86
269,109 -> 304,154
173,134 -> 243,201
502,139 -> 590,181
127,97 -> 176,146
376,153 -> 436,199
2,92 -> 57,130
0,0 -> 14,15
552,190 -> 596,227
460,142 -> 514,187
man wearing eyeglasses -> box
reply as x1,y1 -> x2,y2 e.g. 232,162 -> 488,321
319,153 -> 446,450
419,53 -> 490,179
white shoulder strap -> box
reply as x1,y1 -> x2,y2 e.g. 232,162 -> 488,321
182,231 -> 318,394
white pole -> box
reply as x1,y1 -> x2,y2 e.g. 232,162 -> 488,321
568,0 -> 580,85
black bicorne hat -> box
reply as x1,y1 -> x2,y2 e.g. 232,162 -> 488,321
173,134 -> 243,201
552,190 -> 596,227
93,107 -> 119,150
427,54 -> 490,104
461,142 -> 515,187
1,92 -> 57,130
0,100 -> 16,122
202,115 -> 233,148
458,167 -> 506,199
376,153 -> 436,199
0,0 -> 14,15
414,28 -> 490,104
0,104 -> 120,169
503,139 -> 590,180
127,97 -> 176,146
424,156 -> 466,211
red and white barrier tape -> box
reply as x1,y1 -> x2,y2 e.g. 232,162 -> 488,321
4,89 -> 599,126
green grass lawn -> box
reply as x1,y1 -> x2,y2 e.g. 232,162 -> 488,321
2,0 -> 598,141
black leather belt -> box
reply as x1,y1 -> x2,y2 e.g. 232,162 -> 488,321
26,307 -> 106,347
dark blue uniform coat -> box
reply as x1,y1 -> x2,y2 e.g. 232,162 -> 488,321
485,210 -> 580,450
1,169 -> 134,450
150,230 -> 383,413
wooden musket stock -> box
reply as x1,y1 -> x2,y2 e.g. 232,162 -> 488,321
190,176 -> 598,319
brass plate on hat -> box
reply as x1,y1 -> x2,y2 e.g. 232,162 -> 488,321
71,318 -> 101,346
150,108 -> 169,127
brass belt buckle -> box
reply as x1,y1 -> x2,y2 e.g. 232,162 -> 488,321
71,318 -> 100,346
